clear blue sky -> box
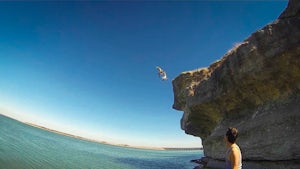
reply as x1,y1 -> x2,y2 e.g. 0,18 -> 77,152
0,1 -> 287,148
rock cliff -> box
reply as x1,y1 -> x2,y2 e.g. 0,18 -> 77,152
172,0 -> 300,168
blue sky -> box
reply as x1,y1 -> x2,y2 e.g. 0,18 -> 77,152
0,1 -> 287,148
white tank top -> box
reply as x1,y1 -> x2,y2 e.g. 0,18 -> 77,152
226,144 -> 242,169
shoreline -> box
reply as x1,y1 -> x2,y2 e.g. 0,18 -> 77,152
21,122 -> 203,151
25,122 -> 203,151
0,113 -> 202,151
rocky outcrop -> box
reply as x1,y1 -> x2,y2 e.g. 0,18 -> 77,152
173,0 -> 300,168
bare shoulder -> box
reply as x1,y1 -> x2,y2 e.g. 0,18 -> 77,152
231,146 -> 241,157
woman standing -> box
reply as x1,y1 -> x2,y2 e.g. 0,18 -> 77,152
224,127 -> 242,169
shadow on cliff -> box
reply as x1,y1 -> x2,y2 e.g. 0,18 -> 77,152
172,0 -> 300,168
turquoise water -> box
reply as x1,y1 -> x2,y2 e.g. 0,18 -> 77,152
0,115 -> 203,169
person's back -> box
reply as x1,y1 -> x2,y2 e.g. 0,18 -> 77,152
225,144 -> 242,169
224,127 -> 242,169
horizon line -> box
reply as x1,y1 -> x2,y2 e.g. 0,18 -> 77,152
0,113 -> 203,151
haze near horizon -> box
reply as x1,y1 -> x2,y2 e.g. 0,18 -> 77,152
0,1 -> 287,148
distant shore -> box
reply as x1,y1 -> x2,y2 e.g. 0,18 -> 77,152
0,114 -> 201,151
24,122 -> 202,151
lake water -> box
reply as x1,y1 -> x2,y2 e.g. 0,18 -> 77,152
0,114 -> 203,169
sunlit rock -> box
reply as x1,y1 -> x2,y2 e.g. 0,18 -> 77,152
172,0 -> 300,168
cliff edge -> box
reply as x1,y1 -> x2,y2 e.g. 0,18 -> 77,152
172,0 -> 300,168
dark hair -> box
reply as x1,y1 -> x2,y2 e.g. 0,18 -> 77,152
226,127 -> 238,143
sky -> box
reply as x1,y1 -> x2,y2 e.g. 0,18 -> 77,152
0,1 -> 288,148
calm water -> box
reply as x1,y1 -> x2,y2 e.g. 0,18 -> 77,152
0,115 -> 203,169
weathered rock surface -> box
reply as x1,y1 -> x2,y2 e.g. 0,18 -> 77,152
173,0 -> 300,168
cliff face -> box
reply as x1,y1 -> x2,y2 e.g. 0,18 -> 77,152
172,0 -> 300,168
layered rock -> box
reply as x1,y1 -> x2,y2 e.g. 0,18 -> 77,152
172,0 -> 300,168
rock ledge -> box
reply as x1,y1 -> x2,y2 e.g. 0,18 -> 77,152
173,1 -> 300,168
